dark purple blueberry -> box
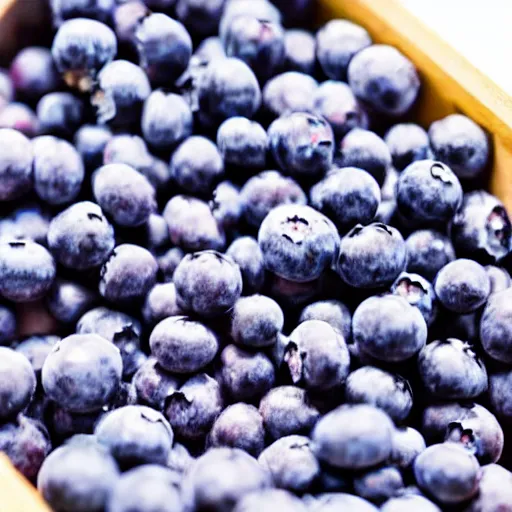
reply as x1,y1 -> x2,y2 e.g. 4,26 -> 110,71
422,402 -> 475,445
464,463 -> 512,512
135,13 -> 192,87
50,0 -> 115,26
38,436 -> 120,512
51,18 -> 117,91
47,201 -> 115,270
312,404 -> 394,469
405,229 -> 456,281
32,135 -> 84,205
348,44 -> 420,117
489,369 -> 512,420
268,273 -> 324,308
226,236 -> 265,294
0,240 -> 56,303
481,288 -> 512,363
241,170 -> 306,228
207,403 -> 265,457
0,203 -> 50,245
259,385 -> 320,441
95,405 -> 174,468
99,244 -> 158,303
157,247 -> 185,283
353,466 -> 404,505
165,373 -> 223,442
414,443 -> 480,504
92,60 -> 151,129
337,223 -> 407,289
48,405 -> 103,443
353,294 -> 427,362
217,117 -> 267,169
336,128 -> 391,186
385,123 -> 432,171
74,124 -> 112,172
316,19 -> 371,80
418,338 -> 488,399
42,333 -> 122,413
258,435 -> 319,494
283,30 -> 316,74
485,265 -> 511,293
15,335 -> 59,378
219,344 -> 275,403
211,181 -> 244,230
345,366 -> 413,423
0,415 -> 51,482
174,250 -> 242,318
262,71 -> 318,119
163,195 -> 226,252
390,427 -> 426,469
299,299 -> 351,342
0,102 -> 40,137
141,91 -> 193,151
451,190 -> 512,263
176,0 -> 225,37
142,282 -> 182,326
37,92 -> 84,138
0,303 -> 16,345
434,258 -> 491,313
107,464 -> 182,512
429,114 -> 489,179
0,128 -> 33,200
258,204 -> 340,283
381,494 -> 441,512
9,46 -> 60,101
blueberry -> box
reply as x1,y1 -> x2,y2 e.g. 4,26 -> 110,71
219,344 -> 275,403
314,81 -> 366,139
92,60 -> 151,129
144,213 -> 171,251
353,294 -> 427,362
0,102 -> 39,137
48,404 -> 104,443
353,466 -> 404,505
50,0 -> 115,26
217,117 -> 268,169
113,0 -> 148,48
210,181 -> 244,230
222,15 -> 285,83
99,244 -> 158,303
345,366 -> 413,423
337,223 -> 407,289
0,240 -> 56,302
451,190 -> 512,263
405,229 -> 455,281
164,373 -> 223,442
283,30 -> 316,74
48,201 -> 115,269
257,435 -> 319,493
134,12 -> 192,87
74,124 -> 112,172
336,128 -> 391,186
226,236 -> 266,293
95,405 -> 174,468
391,272 -> 437,326
262,71 -> 318,119
489,369 -> 512,420
133,358 -> 180,411
348,45 -> 420,117
37,92 -> 84,138
390,427 -> 426,469
0,415 -> 51,482
9,46 -> 60,101
381,494 -> 441,512
485,265 -> 511,294
163,195 -> 226,252
51,18 -> 117,91
421,402 -> 475,445
241,171 -> 307,228
310,493 -> 379,512
93,163 -> 156,227
107,465 -> 182,512
429,114 -> 489,179
0,128 -> 33,200
258,204 -> 340,283
207,403 -> 265,457
157,246 -> 185,283
167,441 -> 194,474
434,258 -> 491,313
181,447 -> 271,512
480,288 -> 512,363
418,338 -> 488,399
142,282 -> 182,326
465,463 -> 512,512
175,0 -> 225,37
233,489 -> 307,512
194,35 -> 226,62
42,333 -> 122,413
15,335 -> 59,379
316,19 -> 371,80
0,203 -> 50,245
311,167 -> 380,232
445,403 -> 504,464
231,294 -> 283,348
0,303 -> 16,345
141,91 -> 193,151
414,443 -> 480,504
385,123 -> 432,171
170,136 -> 224,195
298,299 -> 352,342
268,273 -> 324,308
259,385 -> 320,441
37,436 -> 120,512
0,68 -> 13,107
32,135 -> 85,205
174,250 -> 242,318
150,315 -> 218,374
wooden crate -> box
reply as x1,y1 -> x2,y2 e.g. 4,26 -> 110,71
1,0 -> 511,509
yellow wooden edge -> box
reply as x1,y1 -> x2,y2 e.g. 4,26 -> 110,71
0,0 -> 16,19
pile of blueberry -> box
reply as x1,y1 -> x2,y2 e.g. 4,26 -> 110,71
1,0 -> 512,510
